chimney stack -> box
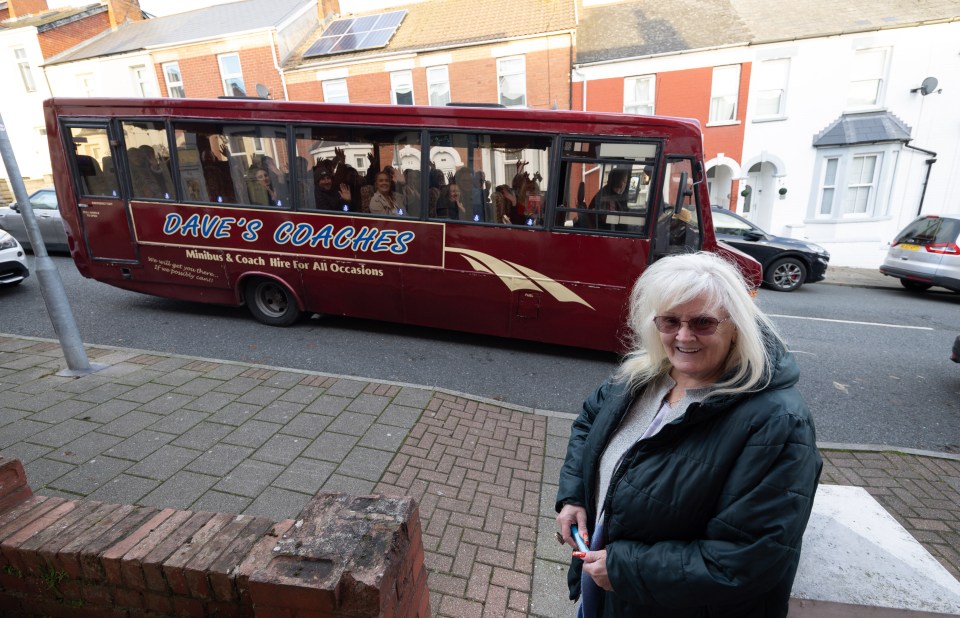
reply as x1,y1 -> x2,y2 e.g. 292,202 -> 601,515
318,0 -> 340,23
7,0 -> 49,19
105,0 -> 144,29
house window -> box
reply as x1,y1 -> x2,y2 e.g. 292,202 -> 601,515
390,70 -> 414,105
497,56 -> 526,107
131,65 -> 152,97
78,73 -> 96,97
709,65 -> 740,123
322,79 -> 349,103
844,154 -> 878,214
427,66 -> 450,106
624,75 -> 655,115
163,62 -> 185,98
218,53 -> 246,97
14,47 -> 36,93
817,157 -> 839,216
754,58 -> 789,118
813,150 -> 889,220
847,48 -> 888,108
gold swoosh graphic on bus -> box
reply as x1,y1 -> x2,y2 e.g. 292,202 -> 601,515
445,248 -> 595,310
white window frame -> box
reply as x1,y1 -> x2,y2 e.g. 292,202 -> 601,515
14,47 -> 36,93
843,153 -> 879,216
709,65 -> 741,124
390,70 -> 414,105
497,56 -> 526,108
131,65 -> 152,97
811,148 -> 891,221
816,157 -> 839,218
322,78 -> 349,103
217,53 -> 246,97
624,75 -> 655,115
847,47 -> 889,109
426,65 -> 450,106
78,73 -> 97,97
753,58 -> 789,119
163,62 -> 185,98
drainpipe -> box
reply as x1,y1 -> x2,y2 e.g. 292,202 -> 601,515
904,142 -> 937,217
271,30 -> 290,101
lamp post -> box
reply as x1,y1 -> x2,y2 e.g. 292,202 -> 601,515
0,112 -> 103,375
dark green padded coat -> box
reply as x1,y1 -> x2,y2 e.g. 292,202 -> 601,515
556,340 -> 822,617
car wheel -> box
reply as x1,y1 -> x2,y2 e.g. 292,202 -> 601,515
244,278 -> 300,326
899,279 -> 932,292
765,257 -> 806,292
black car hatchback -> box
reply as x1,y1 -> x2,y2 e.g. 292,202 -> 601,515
711,207 -> 830,292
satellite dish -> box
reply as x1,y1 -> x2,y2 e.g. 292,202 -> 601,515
912,77 -> 940,96
255,83 -> 270,99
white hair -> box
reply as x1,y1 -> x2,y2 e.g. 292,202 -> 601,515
614,252 -> 783,397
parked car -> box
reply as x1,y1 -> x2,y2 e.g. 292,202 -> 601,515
879,215 -> 960,293
0,187 -> 69,253
0,229 -> 29,286
710,207 -> 830,292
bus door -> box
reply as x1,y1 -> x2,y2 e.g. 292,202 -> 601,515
546,139 -> 660,349
64,123 -> 138,262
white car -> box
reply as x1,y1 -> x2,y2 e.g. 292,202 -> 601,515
0,229 -> 29,286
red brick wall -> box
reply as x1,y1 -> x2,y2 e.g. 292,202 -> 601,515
37,11 -> 111,60
0,458 -> 430,618
287,42 -> 572,109
156,46 -> 283,99
577,64 -> 751,166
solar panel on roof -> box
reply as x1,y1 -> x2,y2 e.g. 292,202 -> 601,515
303,10 -> 406,58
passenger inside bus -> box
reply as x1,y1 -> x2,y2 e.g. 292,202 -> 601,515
247,165 -> 278,206
314,169 -> 351,211
435,183 -> 466,220
368,170 -> 407,215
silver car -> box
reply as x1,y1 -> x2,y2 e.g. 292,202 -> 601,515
0,187 -> 69,253
880,215 -> 960,293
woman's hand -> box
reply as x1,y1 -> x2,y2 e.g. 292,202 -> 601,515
556,504 -> 588,549
339,183 -> 351,201
583,550 -> 612,591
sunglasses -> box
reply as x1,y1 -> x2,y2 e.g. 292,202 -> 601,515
653,315 -> 728,336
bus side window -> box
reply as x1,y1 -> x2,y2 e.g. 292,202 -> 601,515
122,121 -> 173,200
556,138 -> 656,236
427,131 -> 550,226
69,127 -> 120,198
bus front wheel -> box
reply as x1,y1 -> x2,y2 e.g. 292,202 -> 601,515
244,278 -> 301,326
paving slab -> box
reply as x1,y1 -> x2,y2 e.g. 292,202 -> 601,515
0,333 -> 958,618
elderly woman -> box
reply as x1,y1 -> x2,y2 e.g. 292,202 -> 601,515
556,252 -> 821,618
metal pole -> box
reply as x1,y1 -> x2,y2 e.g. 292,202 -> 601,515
0,112 -> 102,375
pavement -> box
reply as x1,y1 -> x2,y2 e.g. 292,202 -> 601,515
1,266 -> 959,617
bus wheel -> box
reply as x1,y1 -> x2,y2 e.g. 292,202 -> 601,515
244,278 -> 300,326
765,257 -> 806,292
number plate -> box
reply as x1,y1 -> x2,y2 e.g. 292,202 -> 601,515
897,244 -> 921,251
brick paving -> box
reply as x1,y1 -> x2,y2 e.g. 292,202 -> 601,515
1,333 -> 959,616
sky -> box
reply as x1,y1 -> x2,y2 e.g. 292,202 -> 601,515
46,0 -> 239,17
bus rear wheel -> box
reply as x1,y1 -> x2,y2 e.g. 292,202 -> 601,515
244,278 -> 300,326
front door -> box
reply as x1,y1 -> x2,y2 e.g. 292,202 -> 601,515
65,124 -> 138,262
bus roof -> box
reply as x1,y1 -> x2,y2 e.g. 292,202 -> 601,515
44,97 -> 703,142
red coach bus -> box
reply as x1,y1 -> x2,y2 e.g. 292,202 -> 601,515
44,97 -> 759,352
